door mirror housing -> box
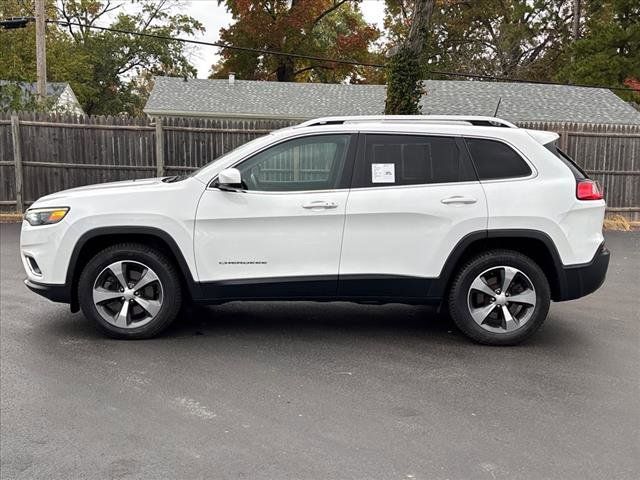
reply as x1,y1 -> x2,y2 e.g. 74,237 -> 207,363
216,168 -> 243,190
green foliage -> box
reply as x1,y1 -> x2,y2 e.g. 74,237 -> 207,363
557,0 -> 640,102
383,0 -> 574,82
0,0 -> 203,115
384,47 -> 423,114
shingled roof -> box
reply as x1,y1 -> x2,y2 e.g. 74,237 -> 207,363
144,76 -> 640,125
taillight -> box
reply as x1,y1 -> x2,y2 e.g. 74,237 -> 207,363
576,180 -> 604,200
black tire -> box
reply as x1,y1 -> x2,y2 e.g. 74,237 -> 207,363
448,249 -> 550,346
78,243 -> 182,339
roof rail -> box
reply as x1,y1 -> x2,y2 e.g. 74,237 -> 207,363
296,115 -> 518,129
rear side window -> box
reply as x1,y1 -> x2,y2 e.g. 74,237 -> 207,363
544,142 -> 587,180
465,138 -> 532,180
352,134 -> 476,188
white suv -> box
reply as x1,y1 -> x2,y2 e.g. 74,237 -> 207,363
20,116 -> 609,345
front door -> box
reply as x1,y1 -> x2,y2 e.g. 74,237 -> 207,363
195,133 -> 356,299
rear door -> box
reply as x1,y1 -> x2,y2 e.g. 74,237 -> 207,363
338,133 -> 488,299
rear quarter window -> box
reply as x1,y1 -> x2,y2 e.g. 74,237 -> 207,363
544,142 -> 587,180
465,138 -> 532,180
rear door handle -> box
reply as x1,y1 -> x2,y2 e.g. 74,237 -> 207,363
302,201 -> 338,209
441,195 -> 477,205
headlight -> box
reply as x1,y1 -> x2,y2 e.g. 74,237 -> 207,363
24,207 -> 69,226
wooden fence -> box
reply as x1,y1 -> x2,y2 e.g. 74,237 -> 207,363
1,113 -> 639,219
519,121 -> 640,220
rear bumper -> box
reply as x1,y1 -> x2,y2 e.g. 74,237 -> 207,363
24,279 -> 71,304
556,243 -> 610,301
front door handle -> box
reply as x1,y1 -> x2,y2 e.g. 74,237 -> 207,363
302,201 -> 338,209
441,195 -> 477,205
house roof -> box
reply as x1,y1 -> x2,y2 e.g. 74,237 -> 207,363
0,80 -> 84,114
1,80 -> 68,98
144,76 -> 640,125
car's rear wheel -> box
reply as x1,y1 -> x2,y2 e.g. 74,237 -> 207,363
78,243 -> 182,339
448,249 -> 550,345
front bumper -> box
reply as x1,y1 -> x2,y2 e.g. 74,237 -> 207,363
24,279 -> 71,304
556,243 -> 610,301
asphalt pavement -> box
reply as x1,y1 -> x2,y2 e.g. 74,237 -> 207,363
1,222 -> 639,480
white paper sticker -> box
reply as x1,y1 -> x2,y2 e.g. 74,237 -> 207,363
371,163 -> 395,183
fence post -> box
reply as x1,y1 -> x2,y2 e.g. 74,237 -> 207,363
10,115 -> 24,213
155,118 -> 164,177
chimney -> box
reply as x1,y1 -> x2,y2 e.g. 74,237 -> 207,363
228,73 -> 235,85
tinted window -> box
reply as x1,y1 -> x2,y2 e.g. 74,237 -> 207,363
465,138 -> 532,180
352,134 -> 476,188
544,142 -> 587,179
237,135 -> 351,191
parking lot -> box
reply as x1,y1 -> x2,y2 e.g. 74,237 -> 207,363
1,222 -> 638,480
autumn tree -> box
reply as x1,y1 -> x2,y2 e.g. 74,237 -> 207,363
211,0 -> 379,83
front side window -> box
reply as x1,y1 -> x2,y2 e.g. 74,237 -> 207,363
465,138 -> 532,180
236,134 -> 351,192
352,134 -> 476,188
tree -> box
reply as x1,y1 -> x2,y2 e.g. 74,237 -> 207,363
0,0 -> 204,115
558,0 -> 640,102
382,1 -> 575,83
211,0 -> 379,83
384,0 -> 435,114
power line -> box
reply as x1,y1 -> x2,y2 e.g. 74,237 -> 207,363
7,17 -> 637,94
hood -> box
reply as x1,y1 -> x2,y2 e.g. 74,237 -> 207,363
31,177 -> 166,207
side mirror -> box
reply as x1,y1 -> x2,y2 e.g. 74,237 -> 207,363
216,168 -> 243,191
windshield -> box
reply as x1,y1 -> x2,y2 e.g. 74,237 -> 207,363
188,134 -> 272,178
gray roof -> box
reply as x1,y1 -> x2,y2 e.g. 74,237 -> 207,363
144,76 -> 640,125
0,80 -> 68,98
0,80 -> 84,114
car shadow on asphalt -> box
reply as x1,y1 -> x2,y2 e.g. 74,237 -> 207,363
37,300 -> 591,353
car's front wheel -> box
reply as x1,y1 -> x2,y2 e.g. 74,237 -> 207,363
78,243 -> 182,339
448,249 -> 550,345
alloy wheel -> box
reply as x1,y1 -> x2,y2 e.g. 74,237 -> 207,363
92,260 -> 163,329
467,266 -> 537,334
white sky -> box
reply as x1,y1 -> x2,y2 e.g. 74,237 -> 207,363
183,0 -> 387,78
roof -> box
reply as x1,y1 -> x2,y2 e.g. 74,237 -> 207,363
144,77 -> 640,125
0,80 -> 68,98
0,80 -> 83,114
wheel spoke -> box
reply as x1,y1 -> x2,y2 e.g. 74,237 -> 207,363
470,303 -> 497,326
108,262 -> 128,290
134,297 -> 162,317
508,289 -> 536,306
501,266 -> 519,294
470,276 -> 497,297
502,305 -> 519,331
93,287 -> 123,304
115,300 -> 130,327
133,268 -> 159,291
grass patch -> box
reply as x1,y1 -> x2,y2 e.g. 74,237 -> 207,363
0,213 -> 23,223
603,215 -> 639,231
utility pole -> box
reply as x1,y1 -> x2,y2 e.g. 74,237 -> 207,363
35,0 -> 47,100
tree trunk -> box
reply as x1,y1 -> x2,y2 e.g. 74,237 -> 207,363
385,0 -> 435,115
405,0 -> 436,57
572,0 -> 582,40
276,58 -> 295,82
